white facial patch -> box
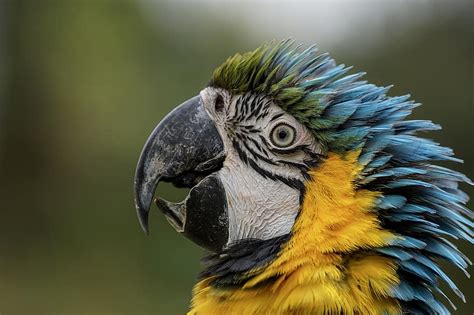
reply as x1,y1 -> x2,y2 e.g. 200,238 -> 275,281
218,157 -> 300,243
200,87 -> 321,245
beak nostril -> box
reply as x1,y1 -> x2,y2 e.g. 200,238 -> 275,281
215,94 -> 225,113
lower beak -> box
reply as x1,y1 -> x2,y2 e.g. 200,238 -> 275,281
134,96 -> 228,253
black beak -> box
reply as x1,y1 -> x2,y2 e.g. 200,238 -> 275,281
134,96 -> 228,252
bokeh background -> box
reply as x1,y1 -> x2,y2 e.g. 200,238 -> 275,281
0,0 -> 472,314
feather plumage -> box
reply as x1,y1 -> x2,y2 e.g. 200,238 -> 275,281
197,41 -> 473,314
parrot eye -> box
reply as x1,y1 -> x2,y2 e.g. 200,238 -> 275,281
270,123 -> 296,148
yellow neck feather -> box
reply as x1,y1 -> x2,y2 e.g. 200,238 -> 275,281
189,152 -> 401,315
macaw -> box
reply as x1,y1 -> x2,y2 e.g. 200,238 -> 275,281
134,41 -> 472,315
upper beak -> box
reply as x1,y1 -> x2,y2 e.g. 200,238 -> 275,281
134,96 -> 225,234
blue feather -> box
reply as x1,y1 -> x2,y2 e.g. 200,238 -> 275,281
362,154 -> 392,169
327,72 -> 366,88
399,203 -> 436,215
320,100 -> 359,126
395,120 -> 441,134
375,247 -> 413,261
300,64 -> 348,88
413,253 -> 465,301
400,260 -> 437,284
423,237 -> 470,270
377,195 -> 407,210
390,236 -> 426,249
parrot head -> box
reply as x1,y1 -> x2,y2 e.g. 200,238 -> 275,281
134,41 -> 472,314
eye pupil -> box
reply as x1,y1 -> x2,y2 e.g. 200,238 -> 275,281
278,130 -> 288,140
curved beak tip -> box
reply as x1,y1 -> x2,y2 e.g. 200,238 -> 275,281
134,193 -> 151,235
138,212 -> 150,235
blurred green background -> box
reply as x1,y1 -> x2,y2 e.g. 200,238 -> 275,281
0,0 -> 472,314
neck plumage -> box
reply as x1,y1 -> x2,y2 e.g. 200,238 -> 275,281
189,152 -> 402,315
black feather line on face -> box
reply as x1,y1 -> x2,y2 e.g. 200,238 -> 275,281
240,138 -> 278,166
241,94 -> 251,120
304,149 -> 325,164
250,96 -> 266,119
276,159 -> 310,172
232,140 -> 249,165
248,94 -> 258,115
247,158 -> 305,191
269,144 -> 313,155
256,107 -> 271,121
246,136 -> 269,157
241,124 -> 259,132
270,112 -> 285,122
232,95 -> 246,123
